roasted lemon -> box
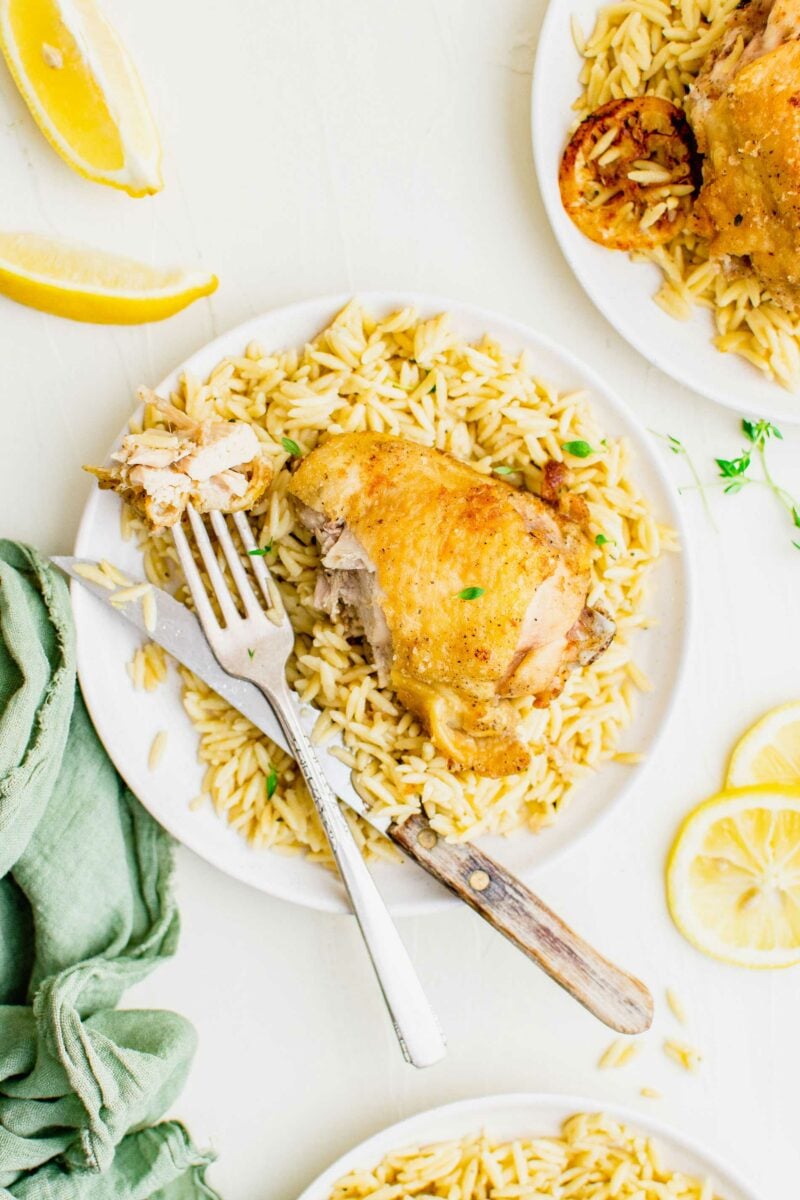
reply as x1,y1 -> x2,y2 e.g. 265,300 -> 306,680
667,787 -> 800,968
0,232 -> 217,323
0,0 -> 162,195
559,97 -> 700,250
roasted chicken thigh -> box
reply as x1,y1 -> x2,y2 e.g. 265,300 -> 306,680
686,0 -> 800,309
288,433 -> 614,777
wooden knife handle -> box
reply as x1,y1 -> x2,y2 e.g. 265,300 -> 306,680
387,812 -> 653,1035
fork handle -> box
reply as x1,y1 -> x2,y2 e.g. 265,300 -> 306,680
266,683 -> 446,1069
388,813 -> 653,1035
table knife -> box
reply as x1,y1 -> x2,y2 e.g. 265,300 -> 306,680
53,556 -> 653,1035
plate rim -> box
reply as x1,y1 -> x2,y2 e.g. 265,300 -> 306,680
73,289 -> 693,915
530,1 -> 800,423
294,1090 -> 763,1200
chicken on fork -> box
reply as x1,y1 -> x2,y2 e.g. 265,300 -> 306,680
288,432 -> 615,778
686,0 -> 800,309
85,388 -> 272,529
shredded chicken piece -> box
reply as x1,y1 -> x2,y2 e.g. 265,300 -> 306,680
288,432 -> 615,777
85,388 -> 272,528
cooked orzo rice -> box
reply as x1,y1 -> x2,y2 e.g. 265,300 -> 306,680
571,0 -> 800,388
123,302 -> 672,864
328,1113 -> 720,1199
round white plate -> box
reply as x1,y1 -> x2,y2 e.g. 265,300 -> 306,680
296,1092 -> 761,1200
531,4 -> 800,424
73,292 -> 690,915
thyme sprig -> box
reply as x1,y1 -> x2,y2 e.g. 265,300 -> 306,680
653,421 -> 800,549
650,429 -> 716,529
716,419 -> 800,547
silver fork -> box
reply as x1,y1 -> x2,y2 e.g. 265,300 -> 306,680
172,505 -> 446,1069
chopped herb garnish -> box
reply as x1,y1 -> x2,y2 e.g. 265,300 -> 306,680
595,533 -> 612,547
266,768 -> 278,798
457,587 -> 485,600
281,436 -> 302,457
248,547 -> 267,557
562,440 -> 594,458
493,465 -> 515,475
247,648 -> 255,659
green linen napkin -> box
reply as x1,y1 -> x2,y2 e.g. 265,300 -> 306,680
0,541 -> 220,1199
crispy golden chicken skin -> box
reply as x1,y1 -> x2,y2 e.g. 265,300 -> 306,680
686,0 -> 800,308
288,433 -> 615,777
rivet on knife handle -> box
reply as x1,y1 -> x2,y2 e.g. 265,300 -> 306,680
390,812 -> 653,1035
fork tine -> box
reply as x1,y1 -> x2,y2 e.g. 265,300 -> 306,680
185,506 -> 238,625
209,510 -> 262,618
171,522 -> 221,637
231,510 -> 284,618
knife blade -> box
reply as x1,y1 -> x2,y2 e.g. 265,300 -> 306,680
52,556 -> 387,834
53,554 -> 655,1034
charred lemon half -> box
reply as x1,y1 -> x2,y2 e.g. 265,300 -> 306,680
559,97 -> 700,251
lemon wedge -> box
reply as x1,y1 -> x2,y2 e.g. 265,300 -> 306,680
0,232 -> 217,324
726,702 -> 800,788
0,0 -> 162,195
667,787 -> 800,968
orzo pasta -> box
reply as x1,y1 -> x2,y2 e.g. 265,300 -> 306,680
328,1113 -> 720,1199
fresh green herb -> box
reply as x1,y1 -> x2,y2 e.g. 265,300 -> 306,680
714,418 -> 800,546
248,541 -> 273,557
650,430 -> 717,530
456,587 -> 485,600
595,533 -> 612,547
493,465 -> 515,476
247,648 -> 255,660
281,436 -> 302,457
562,440 -> 594,459
743,418 -> 782,444
266,768 -> 278,798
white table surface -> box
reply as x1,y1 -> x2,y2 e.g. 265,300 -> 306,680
1,1 -> 798,1196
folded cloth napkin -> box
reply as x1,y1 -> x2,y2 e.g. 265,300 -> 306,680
0,542 -> 220,1199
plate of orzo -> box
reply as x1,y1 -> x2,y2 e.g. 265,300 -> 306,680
73,294 -> 688,914
532,0 -> 800,420
296,1093 -> 761,1200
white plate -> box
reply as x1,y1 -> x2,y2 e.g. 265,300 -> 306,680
73,292 -> 690,915
296,1092 -> 762,1200
531,4 -> 800,424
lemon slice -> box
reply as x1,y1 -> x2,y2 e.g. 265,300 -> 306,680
667,787 -> 800,968
726,702 -> 800,788
0,232 -> 217,324
0,0 -> 162,195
